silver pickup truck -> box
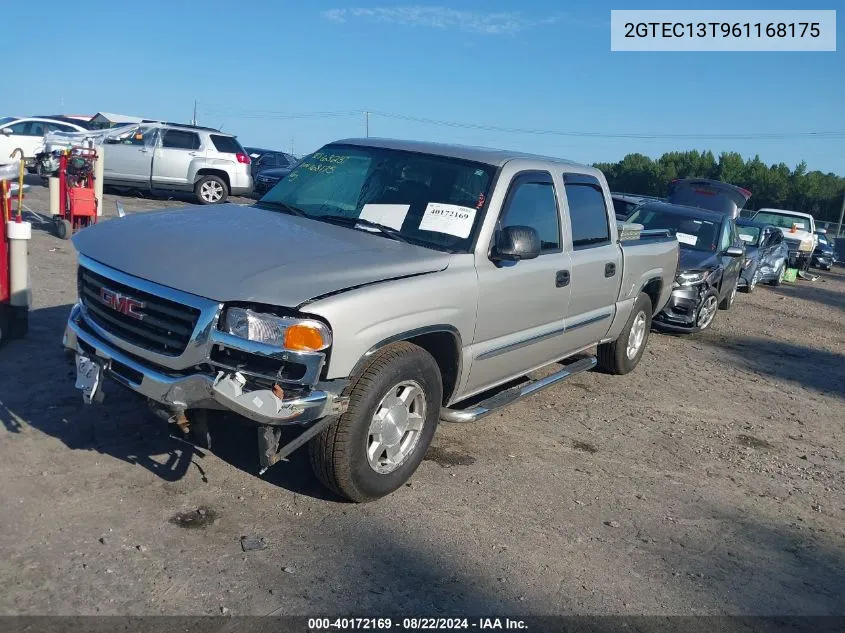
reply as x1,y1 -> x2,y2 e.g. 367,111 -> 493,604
63,139 -> 679,501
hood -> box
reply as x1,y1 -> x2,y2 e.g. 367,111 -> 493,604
667,179 -> 751,219
72,205 -> 451,306
677,247 -> 720,272
256,167 -> 292,179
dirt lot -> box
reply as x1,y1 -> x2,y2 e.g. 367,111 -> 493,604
0,181 -> 843,617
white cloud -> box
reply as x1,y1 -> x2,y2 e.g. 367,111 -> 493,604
320,6 -> 568,35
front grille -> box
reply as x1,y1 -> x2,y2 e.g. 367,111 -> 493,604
78,267 -> 201,356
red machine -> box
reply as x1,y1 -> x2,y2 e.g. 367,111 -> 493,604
55,147 -> 98,239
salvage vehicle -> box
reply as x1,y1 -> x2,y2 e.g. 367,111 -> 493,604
811,230 -> 835,270
627,202 -> 745,333
63,139 -> 678,502
735,218 -> 789,292
610,192 -> 661,222
751,208 -> 817,272
0,116 -> 89,168
252,158 -> 301,197
666,178 -> 752,219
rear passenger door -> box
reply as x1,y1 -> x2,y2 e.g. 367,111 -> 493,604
467,172 -> 571,395
152,129 -> 203,188
561,174 -> 622,354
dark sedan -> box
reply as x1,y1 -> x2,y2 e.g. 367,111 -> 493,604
627,202 -> 745,333
812,231 -> 836,270
735,219 -> 789,292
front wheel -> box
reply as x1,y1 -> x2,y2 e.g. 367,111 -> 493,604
596,292 -> 652,375
695,291 -> 719,332
309,342 -> 442,502
194,175 -> 228,205
769,263 -> 785,287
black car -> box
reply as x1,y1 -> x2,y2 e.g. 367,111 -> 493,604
735,219 -> 789,292
243,147 -> 298,179
627,202 -> 745,333
610,192 -> 661,222
811,231 -> 836,270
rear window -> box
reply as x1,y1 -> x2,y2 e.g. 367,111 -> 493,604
210,134 -> 244,154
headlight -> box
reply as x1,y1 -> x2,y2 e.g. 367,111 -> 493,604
674,270 -> 709,287
221,307 -> 332,352
799,237 -> 815,252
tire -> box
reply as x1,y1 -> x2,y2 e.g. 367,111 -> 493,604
769,263 -> 785,287
55,218 -> 72,240
194,175 -> 228,205
695,291 -> 720,332
596,292 -> 652,375
719,277 -> 738,310
309,341 -> 442,502
740,269 -> 757,294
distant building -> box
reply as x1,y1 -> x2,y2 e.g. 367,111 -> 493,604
89,112 -> 159,129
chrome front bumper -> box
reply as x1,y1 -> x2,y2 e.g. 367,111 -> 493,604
64,303 -> 348,426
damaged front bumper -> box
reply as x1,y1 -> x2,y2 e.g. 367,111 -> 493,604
653,285 -> 701,331
63,302 -> 348,426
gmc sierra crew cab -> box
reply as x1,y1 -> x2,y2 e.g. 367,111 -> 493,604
64,139 -> 679,502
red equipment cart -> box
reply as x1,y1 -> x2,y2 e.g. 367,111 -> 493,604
0,177 -> 30,345
55,147 -> 98,240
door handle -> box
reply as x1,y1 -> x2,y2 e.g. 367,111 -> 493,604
556,270 -> 570,288
605,262 -> 616,277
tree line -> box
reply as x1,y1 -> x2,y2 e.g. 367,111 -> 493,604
594,151 -> 845,223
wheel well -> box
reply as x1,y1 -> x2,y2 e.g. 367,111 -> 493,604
642,278 -> 662,314
195,169 -> 230,190
406,331 -> 461,405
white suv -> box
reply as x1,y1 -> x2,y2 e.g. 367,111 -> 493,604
101,123 -> 253,204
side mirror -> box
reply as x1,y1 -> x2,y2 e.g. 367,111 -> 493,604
725,246 -> 744,258
1,128 -> 11,136
493,225 -> 541,262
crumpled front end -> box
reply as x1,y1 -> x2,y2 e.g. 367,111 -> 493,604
63,256 -> 348,426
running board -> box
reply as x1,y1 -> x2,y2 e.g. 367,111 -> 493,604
440,356 -> 597,423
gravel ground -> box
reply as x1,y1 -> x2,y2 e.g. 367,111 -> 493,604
0,181 -> 843,617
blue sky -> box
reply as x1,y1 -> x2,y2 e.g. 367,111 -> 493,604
4,1 -> 843,174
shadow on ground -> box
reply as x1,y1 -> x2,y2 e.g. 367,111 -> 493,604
0,305 -> 337,500
697,334 -> 845,398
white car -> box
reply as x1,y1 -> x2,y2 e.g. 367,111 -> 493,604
751,208 -> 817,271
0,116 -> 89,165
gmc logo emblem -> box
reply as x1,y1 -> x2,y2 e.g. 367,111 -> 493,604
99,288 -> 145,320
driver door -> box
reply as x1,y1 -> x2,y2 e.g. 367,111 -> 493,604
102,126 -> 156,184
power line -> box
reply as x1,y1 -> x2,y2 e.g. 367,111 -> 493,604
196,107 -> 845,141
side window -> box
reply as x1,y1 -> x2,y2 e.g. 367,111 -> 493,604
276,154 -> 291,168
564,174 -> 611,249
499,174 -> 560,253
719,222 -> 732,252
162,130 -> 200,150
4,121 -> 30,135
770,231 -> 783,245
28,122 -> 46,136
730,221 -> 739,246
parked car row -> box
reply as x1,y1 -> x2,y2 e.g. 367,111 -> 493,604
58,138 -> 838,503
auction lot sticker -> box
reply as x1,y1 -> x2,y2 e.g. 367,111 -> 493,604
419,203 -> 477,238
611,10 -> 836,51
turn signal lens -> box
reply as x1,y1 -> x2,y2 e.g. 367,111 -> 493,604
284,324 -> 328,351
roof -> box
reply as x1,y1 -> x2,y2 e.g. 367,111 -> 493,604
636,200 -> 726,223
332,137 -> 590,170
91,112 -> 145,123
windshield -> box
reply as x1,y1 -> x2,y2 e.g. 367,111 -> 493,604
737,225 -> 761,246
753,212 -> 812,231
817,234 -> 829,247
0,116 -> 17,127
258,144 -> 496,253
627,207 -> 720,252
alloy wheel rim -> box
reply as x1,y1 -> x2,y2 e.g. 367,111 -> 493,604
366,381 -> 426,474
201,181 -> 223,202
626,311 -> 647,360
697,296 -> 718,329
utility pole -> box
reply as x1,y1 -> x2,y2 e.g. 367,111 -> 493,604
290,136 -> 295,156
192,100 -> 197,126
364,111 -> 370,137
836,191 -> 845,238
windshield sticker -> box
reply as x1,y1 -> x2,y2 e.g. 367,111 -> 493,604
792,222 -> 806,229
739,234 -> 755,242
676,232 -> 698,246
419,203 -> 477,238
359,204 -> 409,231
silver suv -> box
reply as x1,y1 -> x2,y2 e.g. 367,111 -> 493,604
101,123 -> 253,204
